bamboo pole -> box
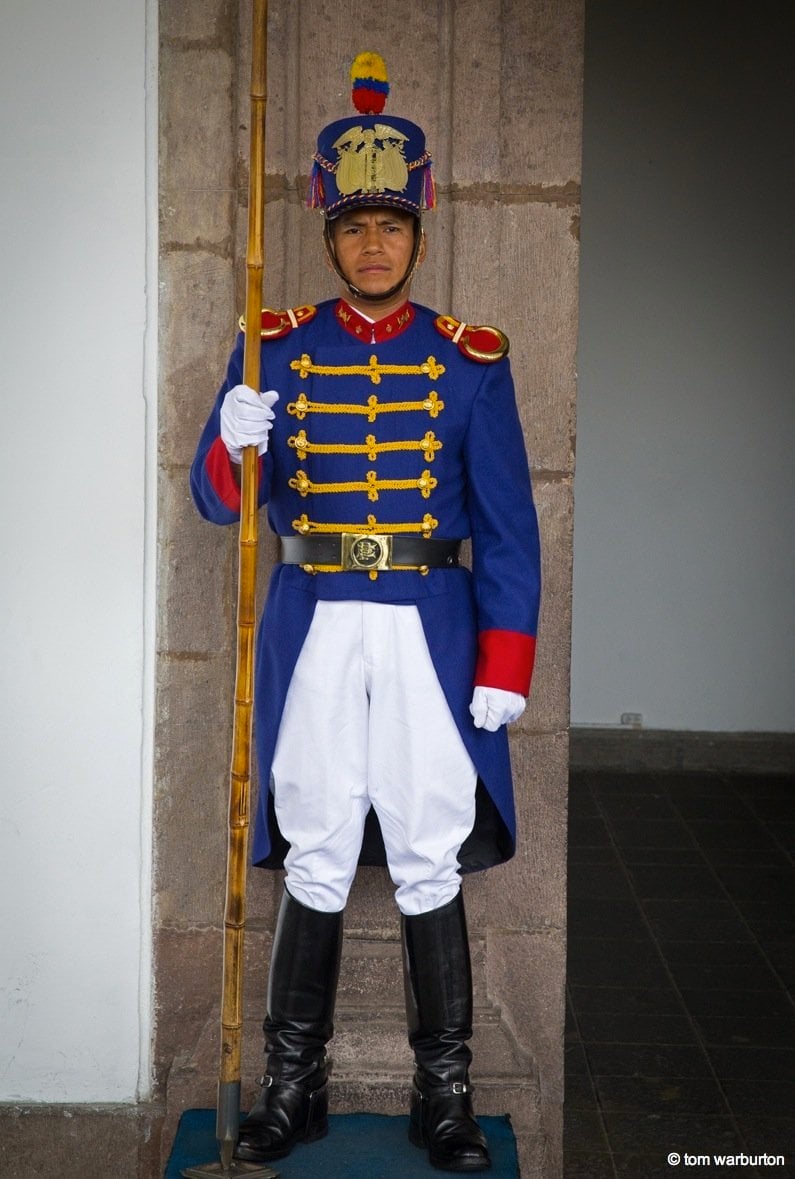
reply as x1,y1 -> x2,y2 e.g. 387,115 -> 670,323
216,0 -> 268,1171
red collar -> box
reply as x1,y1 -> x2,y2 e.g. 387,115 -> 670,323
334,299 -> 415,343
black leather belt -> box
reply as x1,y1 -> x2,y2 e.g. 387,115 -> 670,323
279,534 -> 461,573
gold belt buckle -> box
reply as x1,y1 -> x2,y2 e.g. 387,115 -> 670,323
341,532 -> 393,572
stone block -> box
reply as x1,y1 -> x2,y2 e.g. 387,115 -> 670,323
444,1 -> 583,191
449,201 -> 578,474
0,1104 -> 162,1179
160,0 -> 236,47
448,0 -> 504,183
466,730 -> 569,930
153,927 -> 223,1095
488,928 -> 566,1177
159,249 -> 236,463
497,0 -> 584,188
160,186 -> 236,253
154,654 -> 232,925
159,44 -> 235,191
523,476 -> 574,732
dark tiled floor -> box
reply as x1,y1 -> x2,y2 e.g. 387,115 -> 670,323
565,769 -> 795,1178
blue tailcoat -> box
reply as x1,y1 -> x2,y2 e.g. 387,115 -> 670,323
190,299 -> 541,871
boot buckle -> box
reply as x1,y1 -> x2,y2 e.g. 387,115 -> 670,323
452,1081 -> 469,1095
257,1073 -> 274,1089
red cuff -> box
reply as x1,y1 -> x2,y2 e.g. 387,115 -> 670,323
206,436 -> 242,513
474,629 -> 536,696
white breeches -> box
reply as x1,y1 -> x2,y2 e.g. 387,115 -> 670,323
271,600 -> 478,916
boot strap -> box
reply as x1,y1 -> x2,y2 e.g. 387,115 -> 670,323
257,1071 -> 328,1095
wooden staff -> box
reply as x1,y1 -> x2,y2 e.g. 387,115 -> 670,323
215,0 -> 270,1173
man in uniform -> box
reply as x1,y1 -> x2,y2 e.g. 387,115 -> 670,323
190,53 -> 541,1174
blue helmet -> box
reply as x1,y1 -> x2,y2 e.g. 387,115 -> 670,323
308,52 -> 436,220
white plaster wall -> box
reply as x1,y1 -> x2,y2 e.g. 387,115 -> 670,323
0,3 -> 153,1099
572,3 -> 795,732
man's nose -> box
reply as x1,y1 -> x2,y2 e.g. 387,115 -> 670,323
362,227 -> 383,251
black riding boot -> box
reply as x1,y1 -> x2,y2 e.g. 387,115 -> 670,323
234,888 -> 343,1163
402,892 -> 491,1172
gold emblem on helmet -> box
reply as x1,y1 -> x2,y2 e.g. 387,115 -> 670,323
332,124 -> 410,195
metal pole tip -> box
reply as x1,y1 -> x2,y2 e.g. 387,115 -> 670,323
180,1161 -> 279,1179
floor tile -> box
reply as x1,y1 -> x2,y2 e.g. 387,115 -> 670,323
701,844 -> 793,868
597,793 -> 679,822
568,844 -> 623,866
564,1040 -> 590,1076
659,772 -> 736,796
619,846 -> 707,867
575,1010 -> 698,1046
568,897 -> 648,940
734,900 -> 795,942
707,1044 -> 795,1081
726,772 -> 795,796
763,940 -> 795,989
568,815 -> 614,848
678,987 -> 794,1021
625,863 -> 726,901
564,766 -> 795,1175
666,959 -> 785,991
671,794 -> 757,821
563,1072 -> 598,1109
612,1154 -> 688,1179
567,938 -> 668,988
594,1074 -> 730,1116
762,819 -> 795,851
656,940 -> 772,967
600,1109 -> 742,1155
643,899 -> 755,943
691,1014 -> 795,1049
567,864 -> 636,900
581,770 -> 663,795
564,1104 -> 611,1154
710,862 -> 795,904
733,1115 -> 795,1157
564,1151 -> 616,1177
585,1042 -> 713,1079
685,820 -> 783,851
606,819 -> 693,849
720,1078 -> 795,1120
569,984 -> 685,1017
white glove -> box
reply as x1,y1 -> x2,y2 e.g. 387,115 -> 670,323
220,384 -> 279,463
469,686 -> 526,732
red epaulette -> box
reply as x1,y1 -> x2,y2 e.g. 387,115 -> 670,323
239,304 -> 318,339
434,314 -> 509,364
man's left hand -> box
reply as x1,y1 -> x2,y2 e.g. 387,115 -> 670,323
469,686 -> 526,731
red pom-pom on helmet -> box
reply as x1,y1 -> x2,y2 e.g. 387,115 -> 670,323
350,51 -> 389,116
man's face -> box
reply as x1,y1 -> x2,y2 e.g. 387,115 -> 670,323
330,207 -> 418,299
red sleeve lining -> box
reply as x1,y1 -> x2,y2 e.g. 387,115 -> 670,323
205,436 -> 242,513
474,629 -> 536,696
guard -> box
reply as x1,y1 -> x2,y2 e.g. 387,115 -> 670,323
190,51 -> 542,1173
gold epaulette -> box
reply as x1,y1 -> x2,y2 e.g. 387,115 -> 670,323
239,304 -> 318,339
434,314 -> 509,363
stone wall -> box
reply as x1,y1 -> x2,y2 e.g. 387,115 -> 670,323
156,2 -> 582,1175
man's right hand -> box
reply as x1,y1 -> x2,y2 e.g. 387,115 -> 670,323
220,384 -> 279,463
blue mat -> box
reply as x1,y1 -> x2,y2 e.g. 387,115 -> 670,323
166,1109 -> 519,1178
